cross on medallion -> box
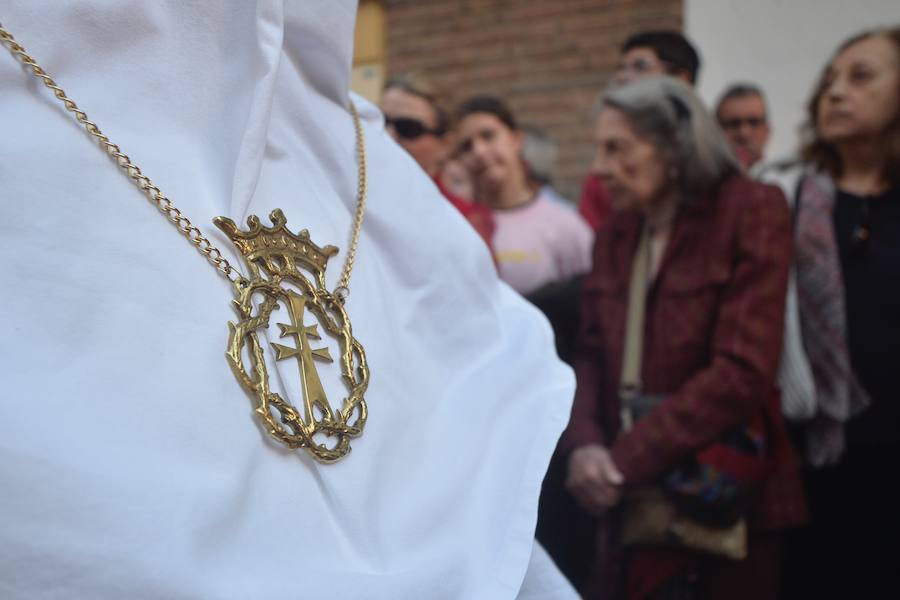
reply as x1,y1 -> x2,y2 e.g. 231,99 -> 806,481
271,290 -> 335,425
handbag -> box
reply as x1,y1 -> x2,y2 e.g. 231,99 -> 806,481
621,488 -> 748,560
618,224 -> 771,559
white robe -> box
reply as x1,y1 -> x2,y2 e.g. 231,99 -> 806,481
0,2 -> 578,598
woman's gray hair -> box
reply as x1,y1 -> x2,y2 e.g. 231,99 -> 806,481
600,76 -> 740,197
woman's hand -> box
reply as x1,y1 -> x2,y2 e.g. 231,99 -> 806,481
565,444 -> 624,515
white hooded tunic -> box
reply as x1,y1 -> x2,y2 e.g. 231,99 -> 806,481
0,2 -> 578,598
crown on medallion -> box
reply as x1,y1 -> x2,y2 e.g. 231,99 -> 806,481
214,209 -> 339,274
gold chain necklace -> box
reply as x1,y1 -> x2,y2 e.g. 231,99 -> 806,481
1,23 -> 369,463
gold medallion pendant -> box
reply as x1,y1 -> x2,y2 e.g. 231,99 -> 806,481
2,24 -> 370,464
215,210 -> 369,463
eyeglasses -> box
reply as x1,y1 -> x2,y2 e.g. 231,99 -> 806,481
384,116 -> 443,140
614,56 -> 676,83
616,57 -> 665,77
720,117 -> 767,130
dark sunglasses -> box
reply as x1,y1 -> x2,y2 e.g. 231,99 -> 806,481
384,116 -> 443,140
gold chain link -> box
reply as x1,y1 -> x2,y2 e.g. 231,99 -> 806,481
338,99 -> 368,298
0,22 -> 367,297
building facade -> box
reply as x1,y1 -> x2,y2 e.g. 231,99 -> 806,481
354,0 -> 683,201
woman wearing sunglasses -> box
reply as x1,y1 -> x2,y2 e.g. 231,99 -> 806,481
381,74 -> 495,250
381,73 -> 451,177
454,95 -> 594,295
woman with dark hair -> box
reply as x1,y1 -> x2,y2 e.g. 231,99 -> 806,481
454,95 -> 594,294
563,76 -> 805,599
779,26 -> 900,599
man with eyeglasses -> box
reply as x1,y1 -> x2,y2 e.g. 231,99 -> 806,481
614,30 -> 701,86
716,83 -> 772,173
380,73 -> 495,251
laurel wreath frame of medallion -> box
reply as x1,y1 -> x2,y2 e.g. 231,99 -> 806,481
216,210 -> 369,463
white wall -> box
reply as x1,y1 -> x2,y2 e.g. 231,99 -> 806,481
686,0 -> 900,163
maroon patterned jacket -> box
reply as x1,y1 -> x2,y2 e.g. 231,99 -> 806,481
563,175 -> 807,594
563,176 -> 806,598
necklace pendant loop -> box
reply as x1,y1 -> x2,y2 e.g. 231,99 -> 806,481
333,285 -> 350,303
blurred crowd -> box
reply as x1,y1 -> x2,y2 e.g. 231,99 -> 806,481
379,26 -> 900,600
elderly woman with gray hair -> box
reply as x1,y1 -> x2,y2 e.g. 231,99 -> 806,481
562,77 -> 806,599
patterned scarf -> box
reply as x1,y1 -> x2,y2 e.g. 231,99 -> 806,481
794,172 -> 870,466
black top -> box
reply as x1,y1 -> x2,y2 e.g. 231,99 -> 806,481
833,186 -> 900,446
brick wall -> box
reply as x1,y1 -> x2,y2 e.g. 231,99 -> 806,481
384,0 -> 683,202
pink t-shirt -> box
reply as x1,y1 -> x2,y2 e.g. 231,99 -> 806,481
492,194 -> 594,294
